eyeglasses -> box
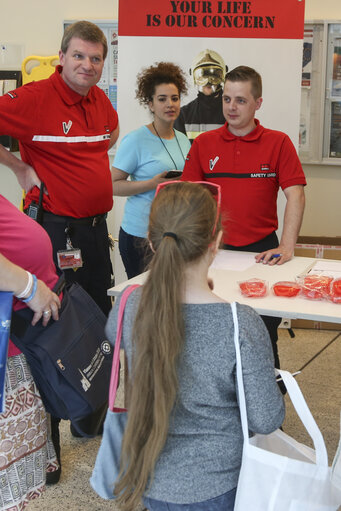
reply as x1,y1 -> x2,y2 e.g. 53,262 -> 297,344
155,180 -> 221,236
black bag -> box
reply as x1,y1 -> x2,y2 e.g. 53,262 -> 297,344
10,280 -> 113,435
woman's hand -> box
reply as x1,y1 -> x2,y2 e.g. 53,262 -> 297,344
150,171 -> 170,189
27,280 -> 61,326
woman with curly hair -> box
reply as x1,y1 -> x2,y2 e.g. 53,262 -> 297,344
112,62 -> 191,279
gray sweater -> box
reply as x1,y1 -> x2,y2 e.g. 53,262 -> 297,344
106,287 -> 285,504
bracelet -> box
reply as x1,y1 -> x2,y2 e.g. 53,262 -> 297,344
21,275 -> 38,303
15,271 -> 33,299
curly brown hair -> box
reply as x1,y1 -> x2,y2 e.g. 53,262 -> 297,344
136,62 -> 188,105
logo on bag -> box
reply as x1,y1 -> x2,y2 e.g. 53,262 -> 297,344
79,369 -> 91,391
101,341 -> 111,355
62,120 -> 72,135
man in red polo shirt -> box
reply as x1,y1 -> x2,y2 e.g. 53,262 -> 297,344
182,65 -> 306,373
0,21 -> 119,317
0,20 -> 119,476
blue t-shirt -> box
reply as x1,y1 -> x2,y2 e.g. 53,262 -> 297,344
113,125 -> 191,238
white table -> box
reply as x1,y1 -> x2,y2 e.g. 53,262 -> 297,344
108,251 -> 341,324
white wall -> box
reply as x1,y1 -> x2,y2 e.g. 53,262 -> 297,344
305,0 -> 341,20
1,1 -> 118,56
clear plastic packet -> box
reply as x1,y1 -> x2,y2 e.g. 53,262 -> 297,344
239,278 -> 268,298
299,274 -> 333,300
272,281 -> 301,298
328,278 -> 341,304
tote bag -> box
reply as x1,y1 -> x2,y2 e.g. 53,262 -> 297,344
231,302 -> 341,511
10,280 -> 112,433
90,284 -> 140,500
0,292 -> 13,413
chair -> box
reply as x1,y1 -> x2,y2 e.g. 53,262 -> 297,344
21,55 -> 59,85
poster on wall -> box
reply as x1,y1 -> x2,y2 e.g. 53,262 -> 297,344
302,28 -> 313,87
330,101 -> 341,157
113,0 -> 305,282
119,0 -> 304,39
117,0 -> 305,141
332,38 -> 341,98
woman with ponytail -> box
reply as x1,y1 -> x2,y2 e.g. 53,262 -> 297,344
106,181 -> 284,511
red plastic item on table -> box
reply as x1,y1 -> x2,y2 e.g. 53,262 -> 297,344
301,275 -> 333,300
272,281 -> 301,298
329,278 -> 341,304
239,279 -> 267,298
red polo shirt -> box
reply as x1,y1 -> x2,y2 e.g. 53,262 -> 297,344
0,66 -> 118,217
182,121 -> 306,246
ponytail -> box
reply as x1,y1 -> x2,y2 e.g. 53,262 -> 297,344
114,182 -> 220,509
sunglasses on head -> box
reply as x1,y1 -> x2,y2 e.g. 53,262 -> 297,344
155,180 -> 221,236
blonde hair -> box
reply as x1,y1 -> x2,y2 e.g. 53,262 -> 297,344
114,182 -> 221,510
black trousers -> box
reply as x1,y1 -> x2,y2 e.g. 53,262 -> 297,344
42,216 -> 112,317
223,232 -> 282,369
119,227 -> 153,279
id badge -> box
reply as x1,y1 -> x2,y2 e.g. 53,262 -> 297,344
57,249 -> 83,270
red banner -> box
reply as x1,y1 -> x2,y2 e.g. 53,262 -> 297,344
119,0 -> 305,39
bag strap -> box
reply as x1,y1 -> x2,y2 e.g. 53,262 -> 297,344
277,369 -> 328,466
231,302 -> 249,441
109,285 -> 140,412
231,302 -> 328,467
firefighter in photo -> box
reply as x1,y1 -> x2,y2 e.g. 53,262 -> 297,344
174,49 -> 227,143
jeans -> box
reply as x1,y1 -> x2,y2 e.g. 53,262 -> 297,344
119,227 -> 153,279
143,488 -> 236,510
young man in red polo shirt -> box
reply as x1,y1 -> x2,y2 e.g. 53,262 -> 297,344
182,65 -> 306,373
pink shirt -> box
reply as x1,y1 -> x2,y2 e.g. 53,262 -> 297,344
0,195 -> 58,356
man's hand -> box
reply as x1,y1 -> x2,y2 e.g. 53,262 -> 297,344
255,246 -> 293,266
16,163 -> 41,193
0,144 -> 41,192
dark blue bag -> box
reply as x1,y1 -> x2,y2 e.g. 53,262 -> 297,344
0,292 -> 13,413
10,281 -> 112,435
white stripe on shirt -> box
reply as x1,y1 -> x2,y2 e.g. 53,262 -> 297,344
32,134 -> 110,143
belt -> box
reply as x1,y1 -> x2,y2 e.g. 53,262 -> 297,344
42,211 -> 107,227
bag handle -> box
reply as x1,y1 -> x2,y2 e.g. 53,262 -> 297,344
109,285 -> 140,412
277,369 -> 328,466
231,302 -> 328,467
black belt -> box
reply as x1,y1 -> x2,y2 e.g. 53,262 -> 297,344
42,211 -> 107,227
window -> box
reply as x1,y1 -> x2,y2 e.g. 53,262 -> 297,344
299,22 -> 341,165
